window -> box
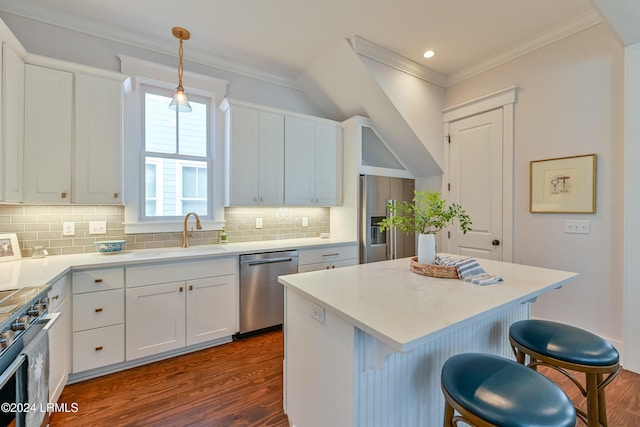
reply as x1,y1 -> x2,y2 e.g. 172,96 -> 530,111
119,55 -> 228,234
142,87 -> 209,218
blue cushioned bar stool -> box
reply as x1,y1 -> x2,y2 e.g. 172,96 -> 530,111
509,320 -> 621,427
441,353 -> 576,427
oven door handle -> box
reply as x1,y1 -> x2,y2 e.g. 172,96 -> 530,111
41,311 -> 61,331
0,353 -> 27,388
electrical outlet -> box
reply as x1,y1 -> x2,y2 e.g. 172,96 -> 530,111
256,218 -> 263,229
89,221 -> 107,235
310,302 -> 325,324
302,217 -> 309,227
62,222 -> 75,236
564,220 -> 591,234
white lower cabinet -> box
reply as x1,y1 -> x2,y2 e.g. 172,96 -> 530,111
297,243 -> 359,272
71,268 -> 125,373
48,274 -> 71,405
125,258 -> 237,361
125,281 -> 186,359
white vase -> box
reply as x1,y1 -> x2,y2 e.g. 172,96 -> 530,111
417,233 -> 437,265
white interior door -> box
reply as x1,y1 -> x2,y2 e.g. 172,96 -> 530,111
447,108 -> 503,260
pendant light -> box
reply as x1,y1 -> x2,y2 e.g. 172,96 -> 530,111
169,27 -> 192,112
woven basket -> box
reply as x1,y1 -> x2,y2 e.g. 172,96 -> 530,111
409,257 -> 459,279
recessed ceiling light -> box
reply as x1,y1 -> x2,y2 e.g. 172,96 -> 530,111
423,50 -> 436,59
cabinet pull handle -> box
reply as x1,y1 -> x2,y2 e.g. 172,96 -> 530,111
95,308 -> 103,313
113,192 -> 119,198
95,346 -> 103,351
61,192 -> 67,198
179,286 -> 184,292
52,295 -> 59,301
189,285 -> 193,291
94,279 -> 103,283
322,253 -> 340,257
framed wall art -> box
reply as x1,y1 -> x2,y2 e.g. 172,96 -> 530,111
0,233 -> 22,262
530,154 -> 596,213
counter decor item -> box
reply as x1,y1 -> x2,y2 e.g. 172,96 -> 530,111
378,190 -> 472,266
219,227 -> 228,244
410,256 -> 458,278
95,240 -> 126,254
0,233 -> 22,263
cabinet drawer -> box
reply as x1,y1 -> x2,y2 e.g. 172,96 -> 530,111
72,324 -> 124,373
298,244 -> 358,265
48,274 -> 70,312
72,268 -> 124,294
72,289 -> 124,332
297,258 -> 359,273
126,257 -> 236,288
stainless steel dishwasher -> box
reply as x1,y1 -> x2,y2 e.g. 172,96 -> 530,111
239,250 -> 298,334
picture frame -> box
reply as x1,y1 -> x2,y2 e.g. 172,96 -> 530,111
0,233 -> 22,262
530,154 -> 596,213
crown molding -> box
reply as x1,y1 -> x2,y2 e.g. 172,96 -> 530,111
0,9 -> 300,89
351,35 -> 448,87
446,10 -> 603,86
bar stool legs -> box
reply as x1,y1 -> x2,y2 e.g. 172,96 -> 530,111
509,320 -> 620,427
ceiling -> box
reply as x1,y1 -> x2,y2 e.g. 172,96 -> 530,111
0,0 -> 602,87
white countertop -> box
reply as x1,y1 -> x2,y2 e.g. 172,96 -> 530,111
0,237 -> 356,291
278,257 -> 578,352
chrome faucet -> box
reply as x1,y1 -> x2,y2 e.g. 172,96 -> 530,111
182,212 -> 202,248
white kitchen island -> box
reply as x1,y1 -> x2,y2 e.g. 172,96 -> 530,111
278,257 -> 578,427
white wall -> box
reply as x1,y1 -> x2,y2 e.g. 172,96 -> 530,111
624,41 -> 640,371
445,23 -> 625,351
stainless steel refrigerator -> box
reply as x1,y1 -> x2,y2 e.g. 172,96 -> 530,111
359,175 -> 416,263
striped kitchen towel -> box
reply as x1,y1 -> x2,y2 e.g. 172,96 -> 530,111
435,255 -> 503,285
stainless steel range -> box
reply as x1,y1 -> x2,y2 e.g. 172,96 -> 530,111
0,285 -> 53,427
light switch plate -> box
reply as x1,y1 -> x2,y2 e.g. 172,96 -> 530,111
89,221 -> 107,235
564,219 -> 591,234
302,217 -> 309,227
256,218 -> 263,229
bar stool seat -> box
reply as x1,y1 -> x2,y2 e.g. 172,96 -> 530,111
441,352 -> 576,427
509,320 -> 621,427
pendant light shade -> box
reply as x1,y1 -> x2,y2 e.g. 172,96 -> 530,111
169,27 -> 192,112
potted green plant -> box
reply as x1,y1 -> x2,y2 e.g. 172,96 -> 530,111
378,190 -> 472,264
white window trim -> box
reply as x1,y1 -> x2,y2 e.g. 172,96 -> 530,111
119,54 -> 228,233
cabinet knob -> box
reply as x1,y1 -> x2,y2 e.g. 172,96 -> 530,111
113,192 -> 119,198
253,197 -> 258,202
95,346 -> 103,351
492,239 -> 500,246
259,197 -> 263,202
95,308 -> 103,313
52,295 -> 59,301
61,192 -> 67,198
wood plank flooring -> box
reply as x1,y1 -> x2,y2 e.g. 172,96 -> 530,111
50,329 -> 289,427
51,330 -> 640,427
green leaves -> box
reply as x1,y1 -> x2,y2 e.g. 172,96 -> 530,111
378,190 -> 472,235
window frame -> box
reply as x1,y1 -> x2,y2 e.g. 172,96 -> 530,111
119,55 -> 228,234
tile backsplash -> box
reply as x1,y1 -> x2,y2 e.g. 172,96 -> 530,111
0,205 -> 330,257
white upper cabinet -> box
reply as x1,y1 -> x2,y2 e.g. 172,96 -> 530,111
284,116 -> 342,206
24,64 -> 73,203
222,100 -> 284,206
74,74 -> 123,204
23,60 -> 126,204
0,42 -> 25,202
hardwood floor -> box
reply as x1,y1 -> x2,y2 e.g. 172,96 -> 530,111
50,329 -> 289,427
51,330 -> 640,427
